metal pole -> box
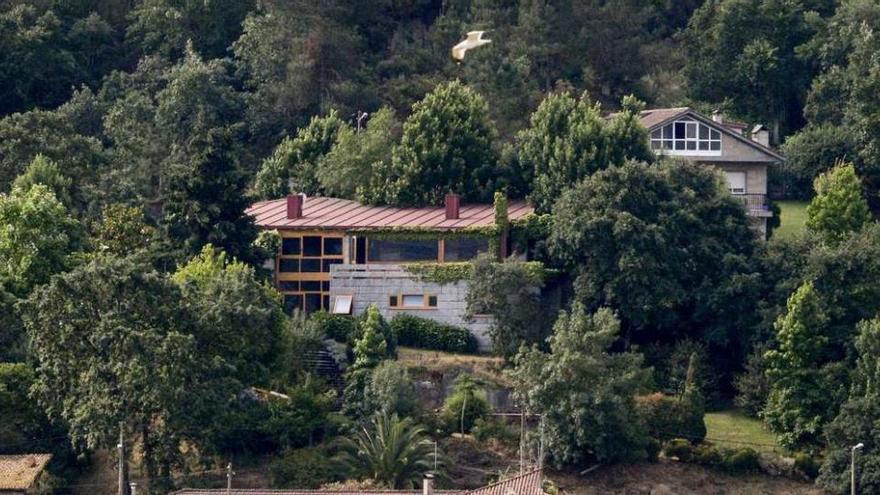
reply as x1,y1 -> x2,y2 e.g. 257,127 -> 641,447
852,443 -> 864,495
118,424 -> 126,495
129,482 -> 137,495
433,441 -> 438,472
227,462 -> 233,495
519,410 -> 525,474
538,414 -> 545,470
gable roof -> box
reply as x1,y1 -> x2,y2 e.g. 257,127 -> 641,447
0,454 -> 52,491
246,197 -> 534,231
634,107 -> 784,162
172,468 -> 544,495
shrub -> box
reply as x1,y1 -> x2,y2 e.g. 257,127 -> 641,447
270,446 -> 338,488
635,392 -> 706,443
663,438 -> 694,461
472,417 -> 518,446
440,375 -> 489,434
794,452 -> 820,479
721,447 -> 761,473
352,307 -> 396,355
692,443 -> 722,466
364,361 -> 419,418
310,311 -> 357,343
390,313 -> 479,354
645,438 -> 662,461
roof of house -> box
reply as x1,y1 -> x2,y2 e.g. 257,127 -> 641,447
246,197 -> 534,231
172,468 -> 544,495
0,454 -> 52,491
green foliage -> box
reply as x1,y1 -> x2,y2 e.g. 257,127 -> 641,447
548,159 -> 760,370
402,262 -> 474,285
805,162 -> 872,243
12,154 -> 72,207
380,81 -> 500,206
353,305 -> 390,369
513,91 -> 652,212
263,380 -> 335,450
91,203 -> 156,257
466,254 -> 546,358
310,311 -> 357,343
780,124 -> 859,200
270,446 -> 339,489
734,345 -> 772,417
663,438 -> 694,461
794,452 -> 820,479
472,417 -> 519,447
333,411 -> 436,489
253,229 -> 281,260
253,111 -> 345,199
440,375 -> 490,434
0,184 -> 83,296
509,304 -> 652,465
663,440 -> 761,473
390,314 -> 479,354
635,392 -> 706,443
173,244 -> 284,385
363,361 -> 419,418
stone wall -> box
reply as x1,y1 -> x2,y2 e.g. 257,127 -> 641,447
329,264 -> 493,350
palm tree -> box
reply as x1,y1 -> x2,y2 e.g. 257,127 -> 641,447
334,412 -> 437,488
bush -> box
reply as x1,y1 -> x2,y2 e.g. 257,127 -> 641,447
440,375 -> 489,434
270,446 -> 338,488
645,437 -> 662,461
721,447 -> 761,473
663,438 -> 694,461
635,392 -> 706,443
352,308 -> 396,355
794,452 -> 820,479
390,313 -> 479,354
472,417 -> 518,446
692,443 -> 722,466
363,361 -> 419,418
310,311 -> 357,343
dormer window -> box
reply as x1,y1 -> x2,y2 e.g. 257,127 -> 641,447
650,117 -> 721,156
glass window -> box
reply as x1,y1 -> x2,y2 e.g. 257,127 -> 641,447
725,171 -> 747,194
303,236 -> 322,256
302,281 -> 321,291
444,237 -> 489,261
279,259 -> 299,272
281,237 -> 300,255
301,259 -> 321,272
389,295 -> 398,307
332,295 -> 353,314
428,295 -> 438,307
368,239 -> 439,262
323,259 -> 343,272
283,295 -> 302,314
322,281 -> 330,292
278,281 -> 298,292
651,120 -> 722,155
304,293 -> 322,313
324,238 -> 343,256
323,295 -> 330,310
402,294 -> 424,307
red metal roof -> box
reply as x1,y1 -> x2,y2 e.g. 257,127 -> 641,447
247,197 -> 534,231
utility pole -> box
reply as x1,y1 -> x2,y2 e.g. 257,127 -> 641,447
519,410 -> 525,474
538,414 -> 545,470
118,424 -> 127,495
226,462 -> 234,495
432,441 -> 438,473
129,482 -> 137,495
852,443 -> 864,495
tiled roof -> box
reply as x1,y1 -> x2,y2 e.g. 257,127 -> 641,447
0,454 -> 52,490
632,107 -> 690,129
468,469 -> 543,495
246,197 -> 534,231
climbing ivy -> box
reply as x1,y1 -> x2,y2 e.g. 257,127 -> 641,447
403,260 -> 551,285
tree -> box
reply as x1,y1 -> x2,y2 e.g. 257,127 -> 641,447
805,162 -> 872,243
508,305 -> 651,465
440,375 -> 489,434
763,281 -> 844,450
333,411 -> 435,489
548,160 -> 761,367
23,257 -> 203,483
465,254 -> 546,358
352,305 -> 389,370
253,111 -> 346,199
12,154 -> 72,207
172,244 -> 284,385
317,107 -> 401,201
780,124 -> 859,199
363,361 -> 419,419
90,203 -> 157,257
513,91 -> 652,212
381,81 -> 500,206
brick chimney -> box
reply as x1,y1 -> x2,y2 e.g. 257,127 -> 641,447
423,474 -> 434,495
712,109 -> 724,124
445,193 -> 460,220
286,194 -> 303,219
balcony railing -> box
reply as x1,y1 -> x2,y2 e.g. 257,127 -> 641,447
733,193 -> 770,213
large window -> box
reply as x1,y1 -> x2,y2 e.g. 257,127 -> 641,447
650,118 -> 721,155
444,237 -> 489,261
277,233 -> 343,314
725,171 -> 746,194
367,239 -> 438,262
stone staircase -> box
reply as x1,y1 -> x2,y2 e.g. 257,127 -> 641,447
301,346 -> 346,403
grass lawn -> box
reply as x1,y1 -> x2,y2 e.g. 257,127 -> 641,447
704,409 -> 783,455
773,200 -> 808,240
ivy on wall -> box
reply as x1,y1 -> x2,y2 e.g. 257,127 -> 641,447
403,260 -> 552,285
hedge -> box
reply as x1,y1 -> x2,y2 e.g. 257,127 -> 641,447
390,313 -> 479,354
662,439 -> 761,473
309,311 -> 357,343
635,392 -> 706,443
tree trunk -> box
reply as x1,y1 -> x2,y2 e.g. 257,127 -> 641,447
142,425 -> 156,493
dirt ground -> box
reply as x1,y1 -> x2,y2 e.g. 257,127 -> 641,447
548,461 -> 824,495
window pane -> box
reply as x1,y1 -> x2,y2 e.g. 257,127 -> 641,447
710,141 -> 721,151
651,129 -> 661,139
428,295 -> 438,307
674,140 -> 685,150
663,140 -> 673,149
322,281 -> 330,291
323,295 -> 330,310
686,123 -> 696,138
651,141 -> 661,150
304,293 -> 322,313
402,294 -> 424,307
699,141 -> 709,150
279,259 -> 299,272
389,295 -> 398,307
674,122 -> 686,138
368,239 -> 438,262
324,238 -> 342,255
686,141 -> 696,150
332,295 -> 353,315
278,281 -> 298,292
662,124 -> 673,139
301,259 -> 321,272
281,238 -> 300,255
323,259 -> 343,272
699,125 -> 709,139
444,237 -> 489,261
302,281 -> 321,291
283,295 -> 302,314
303,236 -> 322,256
711,129 -> 721,140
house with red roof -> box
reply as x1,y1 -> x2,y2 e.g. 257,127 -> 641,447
246,194 -> 534,349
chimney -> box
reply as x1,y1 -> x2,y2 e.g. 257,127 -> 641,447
712,110 -> 723,124
751,125 -> 770,147
445,193 -> 460,220
423,474 -> 434,495
286,194 -> 303,219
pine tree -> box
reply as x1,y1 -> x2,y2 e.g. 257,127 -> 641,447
806,162 -> 872,243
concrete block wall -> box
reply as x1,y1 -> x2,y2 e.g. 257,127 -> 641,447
329,264 -> 493,350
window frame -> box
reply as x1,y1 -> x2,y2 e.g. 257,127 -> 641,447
388,293 -> 438,310
650,118 -> 722,157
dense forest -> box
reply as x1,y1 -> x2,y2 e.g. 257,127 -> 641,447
4,0 -> 880,494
